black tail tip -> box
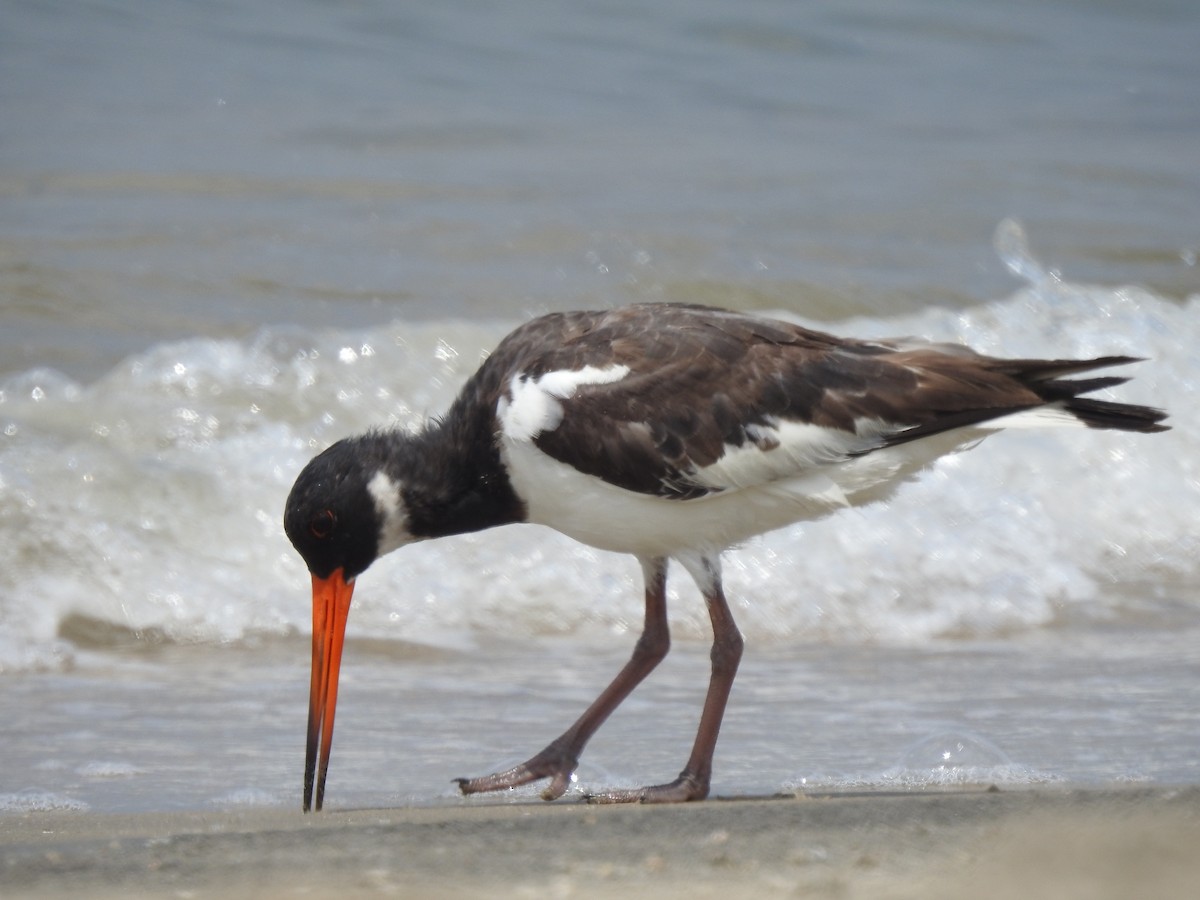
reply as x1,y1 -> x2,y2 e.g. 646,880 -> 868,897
1066,397 -> 1170,433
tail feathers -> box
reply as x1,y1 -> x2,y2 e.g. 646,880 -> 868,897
1062,396 -> 1170,433
1035,374 -> 1130,401
993,355 -> 1144,381
998,355 -> 1168,433
871,356 -> 1169,453
1037,359 -> 1169,432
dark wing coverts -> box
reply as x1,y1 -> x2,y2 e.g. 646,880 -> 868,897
488,304 -> 1163,500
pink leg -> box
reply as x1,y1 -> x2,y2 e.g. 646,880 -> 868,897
456,557 -> 671,800
586,554 -> 743,804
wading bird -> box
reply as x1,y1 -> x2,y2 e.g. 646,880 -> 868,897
284,302 -> 1167,811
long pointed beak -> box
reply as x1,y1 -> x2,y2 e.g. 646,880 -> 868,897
303,568 -> 355,812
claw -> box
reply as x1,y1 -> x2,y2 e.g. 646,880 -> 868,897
456,741 -> 581,799
584,771 -> 708,805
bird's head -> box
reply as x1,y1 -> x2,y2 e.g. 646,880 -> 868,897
284,438 -> 386,583
283,435 -> 412,812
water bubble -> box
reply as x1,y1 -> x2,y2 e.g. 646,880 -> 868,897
993,218 -> 1047,285
886,730 -> 1019,786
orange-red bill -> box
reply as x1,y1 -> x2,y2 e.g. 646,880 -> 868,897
303,568 -> 355,812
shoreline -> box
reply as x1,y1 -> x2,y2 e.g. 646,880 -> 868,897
4,786 -> 1199,898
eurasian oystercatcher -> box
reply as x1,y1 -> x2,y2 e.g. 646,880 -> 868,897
284,302 -> 1168,811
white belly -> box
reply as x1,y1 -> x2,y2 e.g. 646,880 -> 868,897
499,427 -> 984,558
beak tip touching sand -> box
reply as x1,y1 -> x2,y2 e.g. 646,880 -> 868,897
304,569 -> 355,812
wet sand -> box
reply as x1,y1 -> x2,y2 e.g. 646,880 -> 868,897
3,787 -> 1199,898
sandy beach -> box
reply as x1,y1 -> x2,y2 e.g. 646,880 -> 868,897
3,787 -> 1198,899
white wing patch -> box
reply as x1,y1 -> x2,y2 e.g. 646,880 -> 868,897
689,417 -> 887,494
499,364 -> 631,441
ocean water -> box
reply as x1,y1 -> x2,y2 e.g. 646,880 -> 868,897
1,1 -> 1197,814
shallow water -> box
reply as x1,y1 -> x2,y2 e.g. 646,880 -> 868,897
4,621 -> 1198,814
1,0 -> 1198,813
3,241 -> 1196,814
4,0 -> 1198,381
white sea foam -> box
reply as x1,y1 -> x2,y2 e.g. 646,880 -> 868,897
0,791 -> 90,813
208,787 -> 284,808
75,760 -> 144,779
0,236 -> 1195,672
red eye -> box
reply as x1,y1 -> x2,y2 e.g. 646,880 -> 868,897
310,509 -> 336,538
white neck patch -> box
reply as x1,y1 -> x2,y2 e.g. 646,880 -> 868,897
499,364 -> 631,442
367,470 -> 411,554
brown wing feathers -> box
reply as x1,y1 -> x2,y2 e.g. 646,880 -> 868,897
492,304 -> 1167,497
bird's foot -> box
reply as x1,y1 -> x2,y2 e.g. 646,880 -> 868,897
455,743 -> 579,801
584,770 -> 709,805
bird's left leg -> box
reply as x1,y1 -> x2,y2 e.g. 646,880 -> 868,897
455,556 -> 671,800
586,553 -> 743,804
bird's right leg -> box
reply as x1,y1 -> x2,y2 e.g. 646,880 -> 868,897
455,556 -> 670,800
